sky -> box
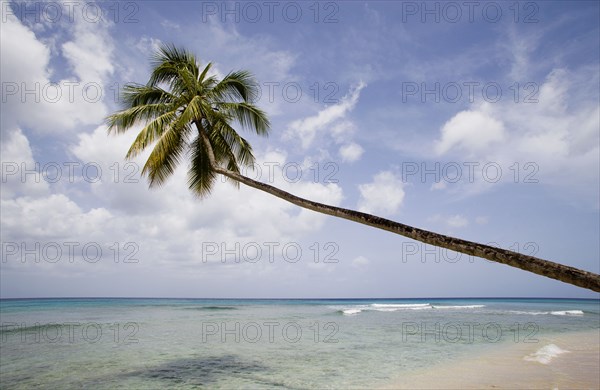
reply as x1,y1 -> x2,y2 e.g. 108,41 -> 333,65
0,0 -> 599,299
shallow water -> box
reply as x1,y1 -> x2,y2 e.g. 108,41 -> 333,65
1,298 -> 598,389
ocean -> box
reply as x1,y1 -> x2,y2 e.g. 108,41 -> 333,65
1,298 -> 598,389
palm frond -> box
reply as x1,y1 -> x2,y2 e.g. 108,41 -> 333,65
125,110 -> 178,158
187,135 -> 218,197
142,122 -> 190,187
198,62 -> 213,83
148,44 -> 200,89
122,84 -> 175,107
106,43 -> 271,192
107,104 -> 172,135
216,102 -> 270,136
210,70 -> 260,102
213,119 -> 256,167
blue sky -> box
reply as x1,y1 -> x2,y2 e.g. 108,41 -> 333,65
1,1 -> 598,298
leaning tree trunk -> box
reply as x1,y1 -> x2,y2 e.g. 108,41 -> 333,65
198,127 -> 600,292
214,167 -> 600,292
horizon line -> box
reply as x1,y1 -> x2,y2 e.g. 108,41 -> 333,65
1,296 -> 598,301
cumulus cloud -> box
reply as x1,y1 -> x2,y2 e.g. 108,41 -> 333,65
1,123 -> 348,292
433,68 -> 599,204
74,125 -> 343,260
72,125 -> 344,224
339,142 -> 364,163
357,171 -> 405,215
0,5 -> 112,134
0,129 -> 49,199
286,82 -> 366,149
435,110 -> 505,156
61,10 -> 115,84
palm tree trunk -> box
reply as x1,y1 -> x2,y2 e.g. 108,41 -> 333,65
198,126 -> 600,292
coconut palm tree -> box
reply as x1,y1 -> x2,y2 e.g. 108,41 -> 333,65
107,44 -> 600,292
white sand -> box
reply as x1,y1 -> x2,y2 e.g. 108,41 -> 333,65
383,329 -> 600,389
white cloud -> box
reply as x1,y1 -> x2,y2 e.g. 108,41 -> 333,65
286,82 -> 366,149
0,8 -> 49,84
1,194 -> 112,241
71,124 -> 344,256
330,121 -> 357,143
446,215 -> 469,228
475,216 -> 488,225
351,256 -> 370,268
339,142 -> 364,163
428,214 -> 470,229
357,171 -> 405,215
0,129 -> 49,199
61,12 -> 114,84
430,181 -> 447,191
160,20 -> 181,30
433,67 -> 599,204
501,26 -> 542,80
1,124 -> 346,284
0,7 -> 111,134
135,36 -> 162,54
435,110 -> 505,156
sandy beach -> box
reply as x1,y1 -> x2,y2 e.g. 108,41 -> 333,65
384,329 -> 600,389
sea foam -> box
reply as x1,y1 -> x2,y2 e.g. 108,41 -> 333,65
550,310 -> 584,316
337,303 -> 485,315
509,310 -> 584,316
523,344 -> 570,364
431,305 -> 485,309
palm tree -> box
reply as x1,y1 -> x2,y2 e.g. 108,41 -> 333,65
107,44 -> 600,292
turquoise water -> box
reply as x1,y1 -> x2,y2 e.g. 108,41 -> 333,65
1,298 -> 598,389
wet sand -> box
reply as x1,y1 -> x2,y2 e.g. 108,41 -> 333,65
384,329 -> 600,389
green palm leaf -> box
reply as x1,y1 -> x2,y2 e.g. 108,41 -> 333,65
106,43 -> 270,196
